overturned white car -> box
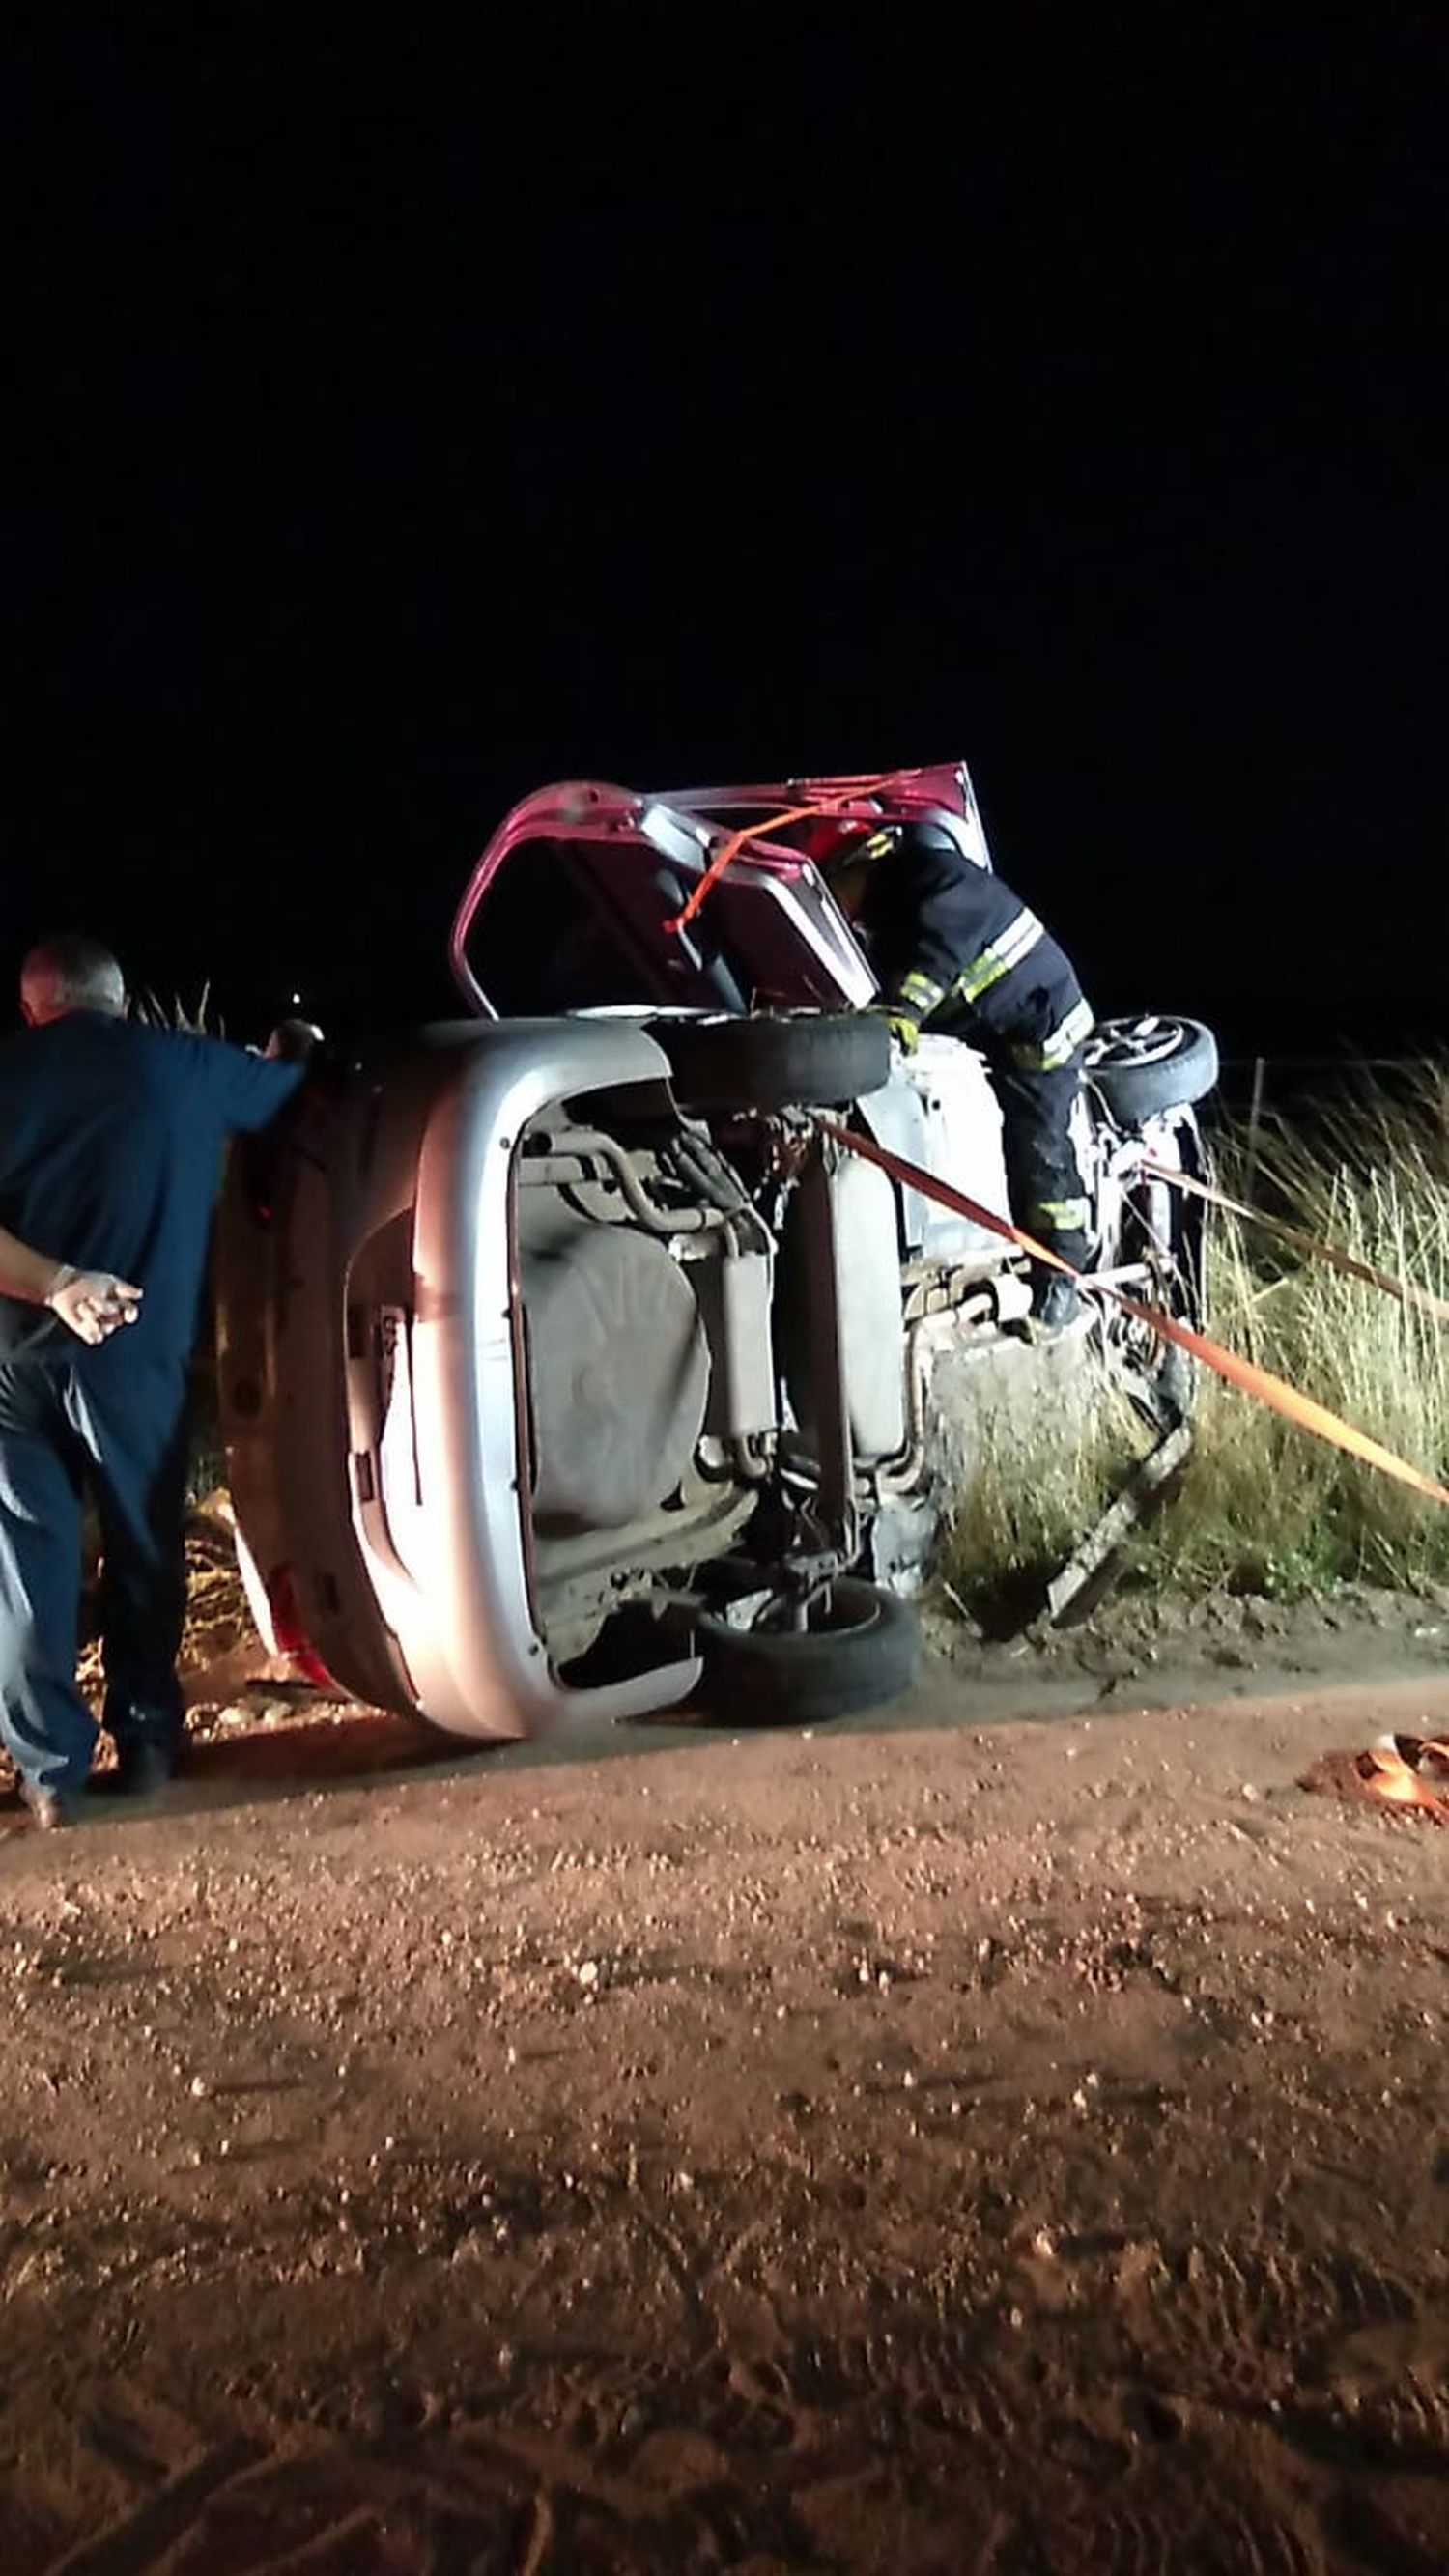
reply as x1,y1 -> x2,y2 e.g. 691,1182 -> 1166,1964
216,764 -> 1217,1737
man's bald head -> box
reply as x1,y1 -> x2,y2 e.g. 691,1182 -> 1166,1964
20,937 -> 128,1027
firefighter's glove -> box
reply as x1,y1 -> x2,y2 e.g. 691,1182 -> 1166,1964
874,971 -> 944,1056
873,1005 -> 922,1054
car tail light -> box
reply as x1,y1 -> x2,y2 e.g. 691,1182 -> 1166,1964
265,1563 -> 340,1692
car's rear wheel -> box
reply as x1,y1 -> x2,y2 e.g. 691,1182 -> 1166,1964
1085,1016 -> 1219,1119
650,1009 -> 891,1112
694,1576 -> 920,1724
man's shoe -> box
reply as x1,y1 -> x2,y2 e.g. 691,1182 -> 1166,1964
19,1780 -> 85,1830
111,1741 -> 184,1798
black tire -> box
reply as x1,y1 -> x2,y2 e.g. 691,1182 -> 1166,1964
1085,1016 -> 1219,1119
695,1577 -> 920,1725
651,1010 -> 892,1112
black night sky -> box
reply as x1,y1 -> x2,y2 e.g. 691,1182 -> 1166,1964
5,8 -> 1442,1059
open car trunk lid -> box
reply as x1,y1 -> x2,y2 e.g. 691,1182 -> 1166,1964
448,762 -> 992,1020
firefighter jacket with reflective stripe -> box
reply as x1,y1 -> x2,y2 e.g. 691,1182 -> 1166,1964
852,822 -> 1093,1068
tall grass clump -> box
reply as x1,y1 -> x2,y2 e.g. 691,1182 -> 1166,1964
938,1371 -> 1148,1619
1142,1063 -> 1449,1597
941,1062 -> 1449,1613
130,982 -> 221,1035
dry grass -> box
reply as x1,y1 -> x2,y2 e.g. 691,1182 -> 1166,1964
1141,1070 -> 1449,1596
939,1372 -> 1146,1606
130,983 -> 222,1035
941,1065 -> 1449,1610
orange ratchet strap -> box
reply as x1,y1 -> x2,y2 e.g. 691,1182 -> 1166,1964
1139,1157 -> 1449,1327
664,780 -> 900,937
664,808 -> 815,935
815,1117 -> 1449,1511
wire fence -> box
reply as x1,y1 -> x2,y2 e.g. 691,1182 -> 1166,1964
1213,1049 -> 1449,1203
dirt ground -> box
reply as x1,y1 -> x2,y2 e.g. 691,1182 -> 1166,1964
2,1571 -> 1447,2573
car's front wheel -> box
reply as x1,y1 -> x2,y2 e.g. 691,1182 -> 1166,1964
1085,1016 -> 1219,1120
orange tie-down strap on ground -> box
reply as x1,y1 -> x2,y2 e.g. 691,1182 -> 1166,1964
1138,1157 -> 1449,1328
814,1117 -> 1449,1512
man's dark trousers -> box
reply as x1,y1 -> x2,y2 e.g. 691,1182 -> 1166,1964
0,1341 -> 190,1797
0,1008 -> 303,1798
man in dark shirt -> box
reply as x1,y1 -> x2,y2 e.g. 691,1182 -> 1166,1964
0,935 -> 305,1827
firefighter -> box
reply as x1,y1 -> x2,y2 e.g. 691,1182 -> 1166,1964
827,814 -> 1094,1330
